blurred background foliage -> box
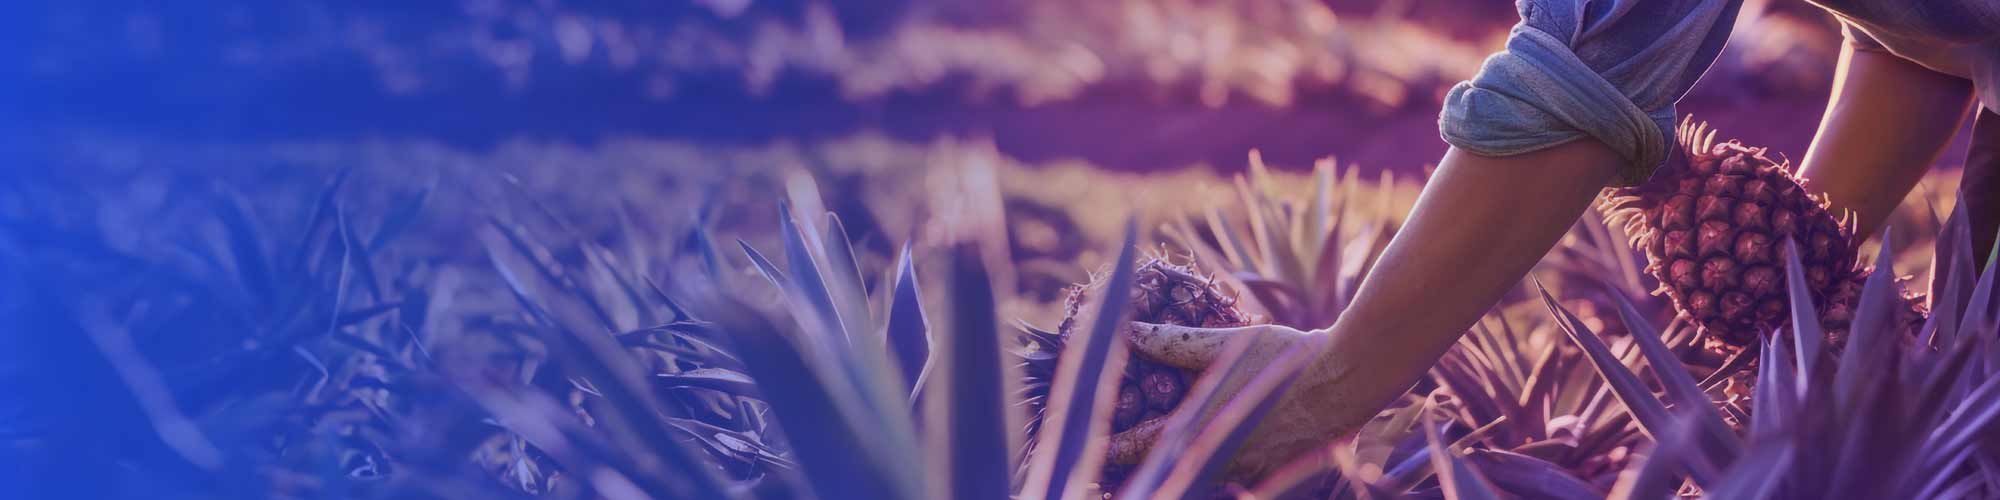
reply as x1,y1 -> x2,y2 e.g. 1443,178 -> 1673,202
7,0 -> 1973,302
11,0 -> 1973,171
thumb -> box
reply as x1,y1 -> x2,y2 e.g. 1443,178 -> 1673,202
1104,414 -> 1167,465
1126,322 -> 1260,370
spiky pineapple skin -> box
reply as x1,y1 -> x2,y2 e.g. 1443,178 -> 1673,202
1016,255 -> 1257,489
1604,120 -> 1864,350
1050,256 -> 1254,432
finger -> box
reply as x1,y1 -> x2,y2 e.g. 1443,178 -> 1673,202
1103,415 -> 1166,465
1125,322 -> 1260,369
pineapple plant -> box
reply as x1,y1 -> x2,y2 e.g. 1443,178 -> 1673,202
0,169 -> 519,499
1164,153 -> 1401,330
1601,118 -> 1927,361
1555,209 -> 2000,498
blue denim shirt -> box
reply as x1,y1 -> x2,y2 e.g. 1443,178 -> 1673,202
1819,1 -> 2000,115
1440,0 -> 1999,186
1439,0 -> 1744,186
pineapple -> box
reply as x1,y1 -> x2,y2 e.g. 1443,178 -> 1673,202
1016,254 -> 1258,479
1601,118 -> 1923,357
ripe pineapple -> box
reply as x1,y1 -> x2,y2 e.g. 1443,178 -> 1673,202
1017,254 -> 1258,467
1601,118 -> 1922,356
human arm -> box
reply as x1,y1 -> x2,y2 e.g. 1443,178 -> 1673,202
1102,0 -> 1743,478
1297,140 -> 1620,437
1796,42 -> 1975,238
1106,141 -> 1621,477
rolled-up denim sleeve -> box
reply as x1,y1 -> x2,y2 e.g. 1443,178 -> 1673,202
1439,0 -> 1745,186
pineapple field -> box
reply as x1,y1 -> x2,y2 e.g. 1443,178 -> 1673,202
5,136 -> 1989,498
6,1 -> 2000,499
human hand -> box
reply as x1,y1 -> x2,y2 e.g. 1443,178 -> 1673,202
1101,321 -> 1376,481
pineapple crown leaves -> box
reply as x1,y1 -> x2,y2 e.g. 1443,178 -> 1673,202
1168,153 -> 1397,329
732,203 -> 936,497
738,173 -> 938,409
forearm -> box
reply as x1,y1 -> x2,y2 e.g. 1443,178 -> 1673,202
1798,45 -> 1974,237
1306,141 -> 1620,425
